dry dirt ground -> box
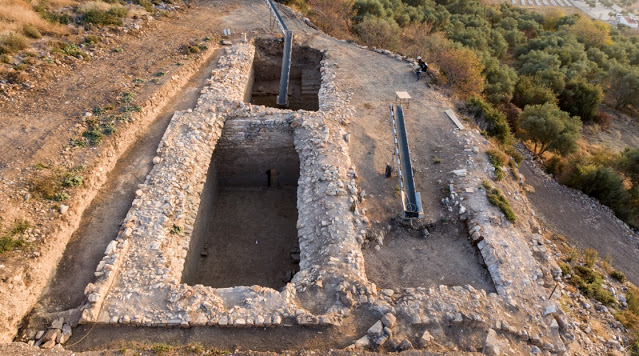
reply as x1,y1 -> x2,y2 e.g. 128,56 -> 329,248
582,109 -> 639,153
26,47 -> 225,317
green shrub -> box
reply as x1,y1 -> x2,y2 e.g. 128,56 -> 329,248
136,0 -> 154,13
121,92 -> 134,103
486,149 -> 506,181
483,181 -> 516,222
10,220 -> 30,235
629,288 -> 639,314
0,220 -> 30,254
33,2 -> 72,24
560,263 -> 571,276
559,79 -> 603,123
53,192 -> 69,201
121,105 -> 142,113
571,265 -> 616,306
584,248 -> 598,268
82,126 -> 104,146
0,31 -> 29,54
22,25 -> 42,39
63,174 -> 83,187
60,43 -> 86,59
352,16 -> 401,52
81,7 -> 128,26
466,97 -> 513,145
568,164 -> 636,222
92,106 -> 107,116
513,76 -> 557,108
104,122 -> 116,135
610,269 -> 626,283
84,35 -> 101,45
505,147 -> 523,164
0,235 -> 26,254
71,138 -> 87,147
519,103 -> 581,156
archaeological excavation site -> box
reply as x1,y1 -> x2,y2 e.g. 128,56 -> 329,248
2,0 -> 639,355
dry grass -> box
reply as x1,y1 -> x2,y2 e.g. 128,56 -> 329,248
0,30 -> 27,53
78,0 -> 112,13
47,0 -> 78,6
0,0 -> 69,34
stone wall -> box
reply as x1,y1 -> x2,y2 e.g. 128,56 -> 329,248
78,41 -> 373,328
215,113 -> 298,187
77,37 -> 574,354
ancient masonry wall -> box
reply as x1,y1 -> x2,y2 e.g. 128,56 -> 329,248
78,37 -> 574,354
79,42 -> 374,328
215,112 -> 298,187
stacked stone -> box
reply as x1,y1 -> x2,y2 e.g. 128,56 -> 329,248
79,44 -> 256,326
78,42 -> 377,329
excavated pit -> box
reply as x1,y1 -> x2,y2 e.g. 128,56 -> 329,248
249,38 -> 322,111
363,220 -> 496,292
182,115 -> 300,289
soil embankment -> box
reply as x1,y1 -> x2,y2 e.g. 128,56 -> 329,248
521,159 -> 639,284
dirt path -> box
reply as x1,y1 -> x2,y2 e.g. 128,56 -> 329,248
520,159 -> 639,284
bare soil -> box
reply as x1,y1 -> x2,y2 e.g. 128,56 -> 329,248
364,220 -> 495,291
581,110 -> 639,153
65,307 -> 379,353
0,0 -> 256,342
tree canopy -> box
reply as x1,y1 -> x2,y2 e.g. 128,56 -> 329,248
519,103 -> 582,156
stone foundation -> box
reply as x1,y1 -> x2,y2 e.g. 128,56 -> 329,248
79,40 -> 571,354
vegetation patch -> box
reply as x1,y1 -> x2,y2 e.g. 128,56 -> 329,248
563,263 -> 617,306
482,181 -> 516,222
22,25 -> 42,39
610,269 -> 626,283
30,166 -> 84,201
170,224 -> 183,235
80,6 -> 129,26
465,97 -> 513,145
0,220 -> 30,255
0,31 -> 29,54
486,149 -> 507,181
615,288 -> 639,341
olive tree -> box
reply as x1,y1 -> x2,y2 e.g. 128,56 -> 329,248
519,103 -> 582,155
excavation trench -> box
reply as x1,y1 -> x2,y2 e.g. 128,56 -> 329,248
182,115 -> 300,289
249,38 -> 322,111
17,50 -> 225,335
363,219 -> 496,292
